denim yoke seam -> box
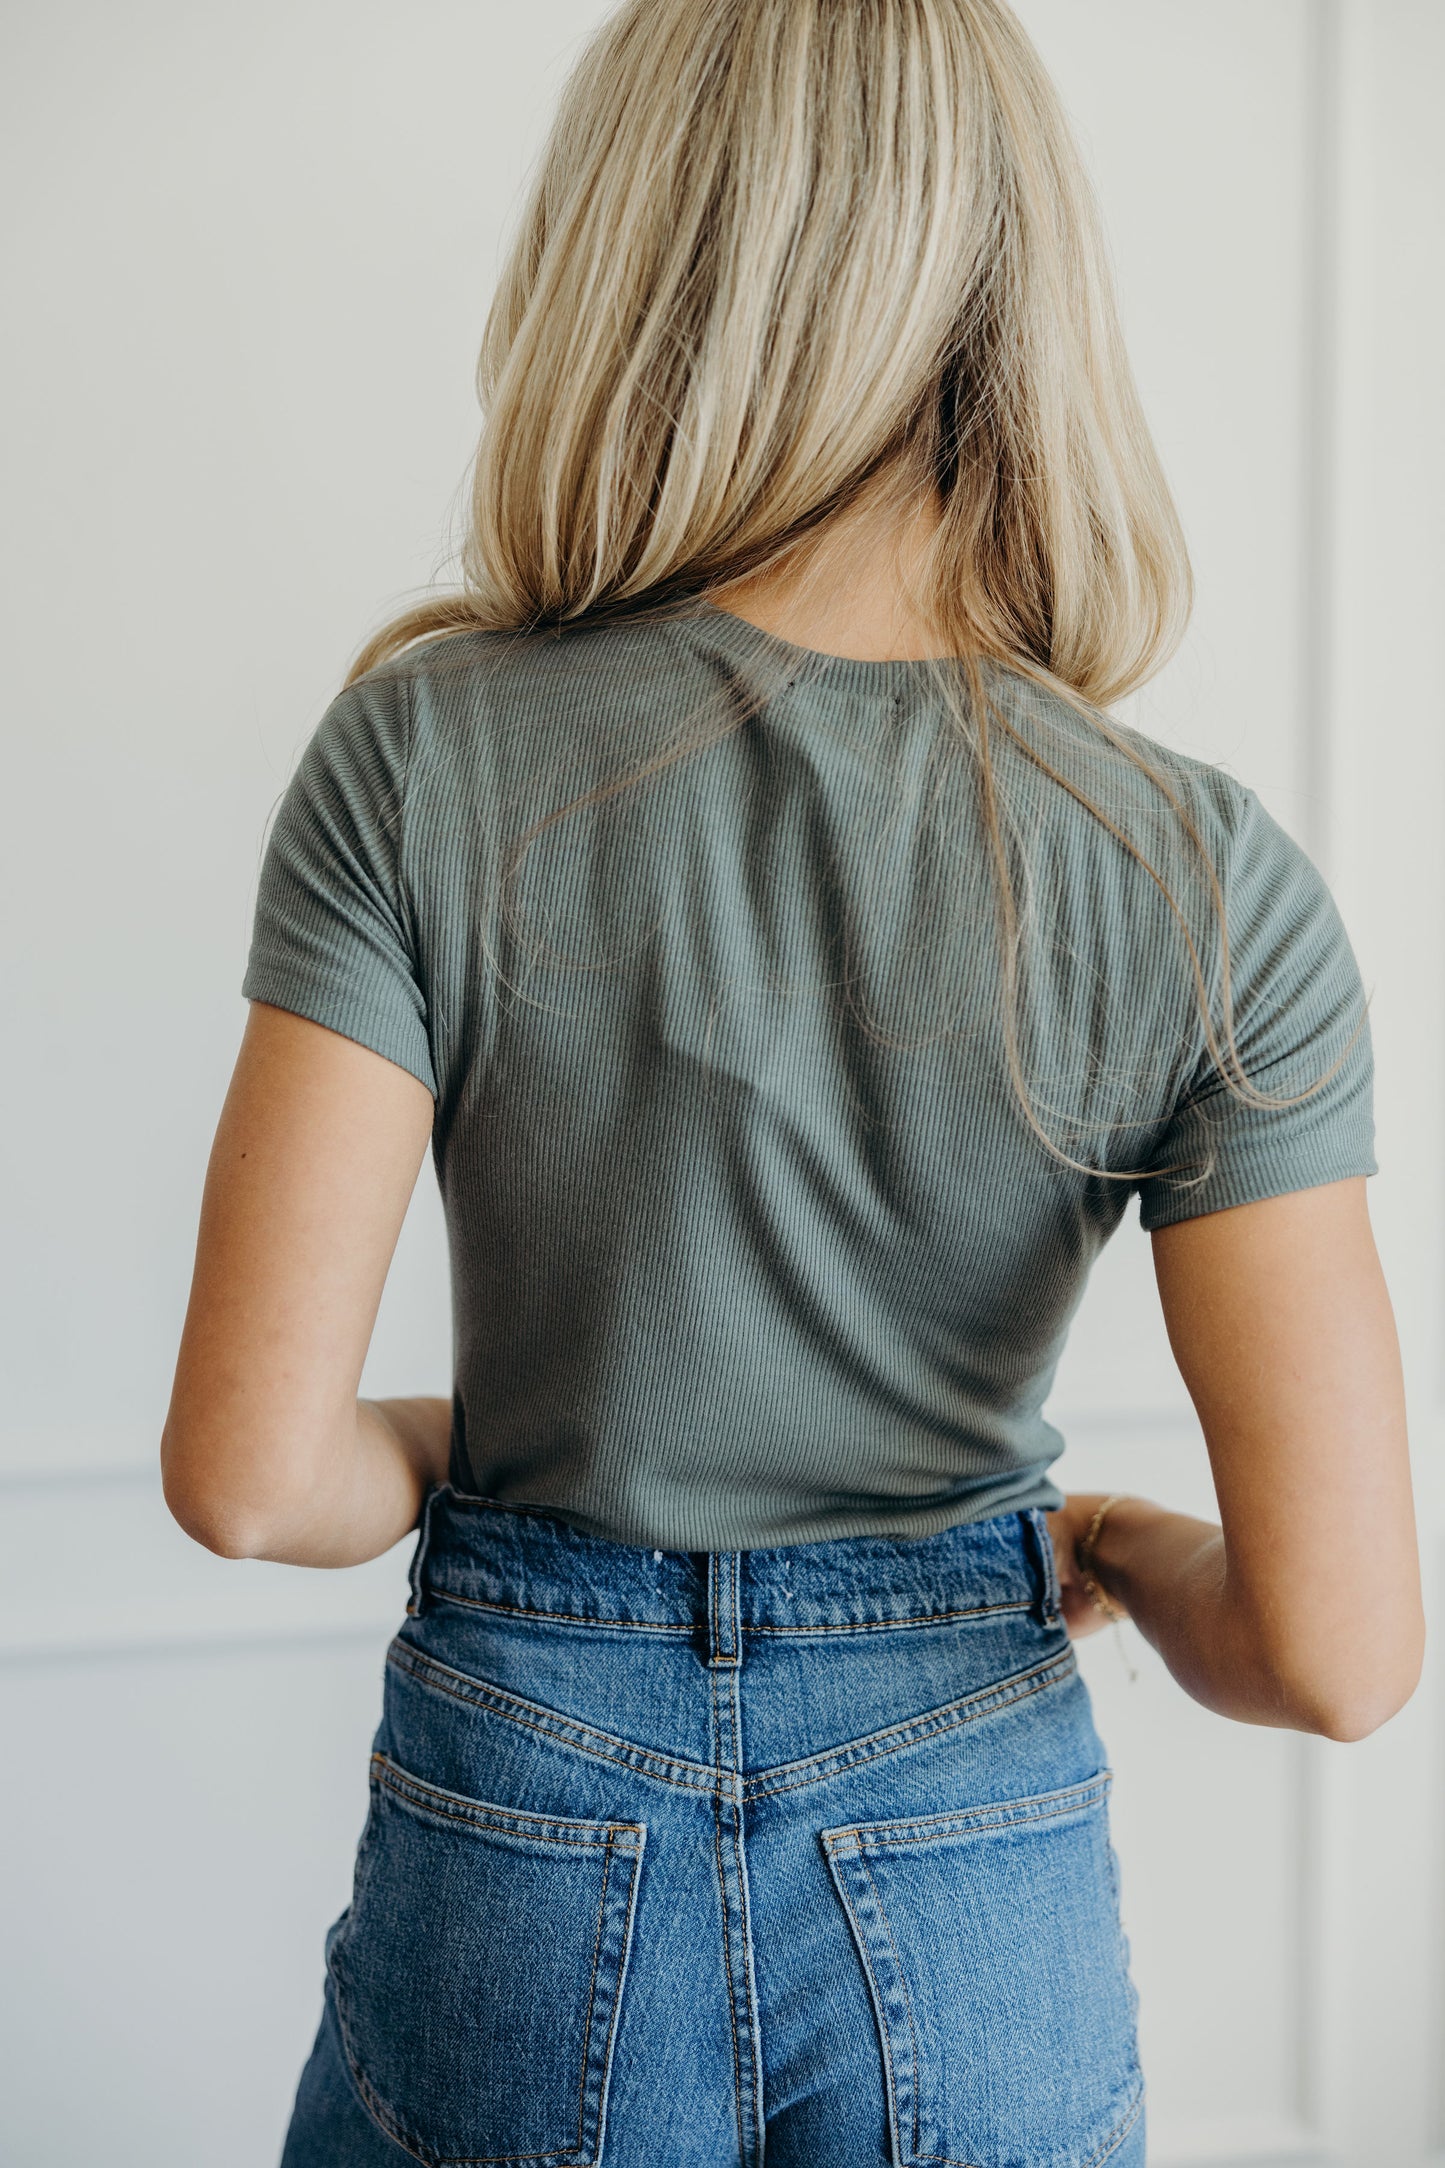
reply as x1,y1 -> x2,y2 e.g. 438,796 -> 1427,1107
387,1636 -> 716,1792
741,1649 -> 1076,1804
382,1637 -> 1077,1806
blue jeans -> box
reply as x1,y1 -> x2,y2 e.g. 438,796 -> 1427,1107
280,1481 -> 1145,2168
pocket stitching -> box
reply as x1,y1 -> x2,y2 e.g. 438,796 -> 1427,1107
330,1849 -> 646,2168
824,1772 -> 1140,2168
572,1831 -> 614,2158
328,1758 -> 647,2167
859,1846 -> 926,2164
823,1771 -> 1113,1853
590,1834 -> 649,2159
369,1749 -> 644,1850
1081,2082 -> 1145,2168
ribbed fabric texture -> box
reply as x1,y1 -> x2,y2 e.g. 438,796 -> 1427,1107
241,606 -> 1377,1549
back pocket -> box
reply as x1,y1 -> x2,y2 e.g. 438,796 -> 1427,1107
329,1749 -> 646,2167
822,1771 -> 1141,2168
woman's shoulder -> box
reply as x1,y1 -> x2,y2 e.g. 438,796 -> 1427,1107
377,615 -> 709,765
986,664 -> 1273,868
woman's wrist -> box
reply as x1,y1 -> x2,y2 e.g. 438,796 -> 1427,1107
1054,1493 -> 1360,1733
1081,1491 -> 1161,1579
1076,1495 -> 1236,1697
366,1396 -> 453,1493
1076,1494 -> 1130,1621
1048,1491 -> 1177,1636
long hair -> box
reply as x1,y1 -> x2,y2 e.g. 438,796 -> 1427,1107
344,0 -> 1357,1176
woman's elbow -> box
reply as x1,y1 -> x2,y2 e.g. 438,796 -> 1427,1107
160,1427 -> 270,1559
162,1470 -> 266,1559
1289,1630 -> 1426,1743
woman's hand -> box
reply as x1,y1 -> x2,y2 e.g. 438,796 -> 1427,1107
1046,1493 -> 1130,1638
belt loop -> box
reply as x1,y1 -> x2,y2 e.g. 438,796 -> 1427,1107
707,1550 -> 742,1666
406,1481 -> 444,1619
1024,1507 -> 1062,1629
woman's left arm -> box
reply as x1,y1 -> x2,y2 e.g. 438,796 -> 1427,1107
1049,1177 -> 1424,1739
161,999 -> 448,1566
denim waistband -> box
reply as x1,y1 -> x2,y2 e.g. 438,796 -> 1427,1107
406,1481 -> 1061,1641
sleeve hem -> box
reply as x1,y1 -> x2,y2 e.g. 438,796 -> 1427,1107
241,966 -> 438,1099
1137,1147 -> 1377,1232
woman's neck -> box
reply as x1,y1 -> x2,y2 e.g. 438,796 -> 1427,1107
702,478 -> 949,663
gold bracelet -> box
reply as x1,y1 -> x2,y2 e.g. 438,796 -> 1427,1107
1077,1493 -> 1128,1624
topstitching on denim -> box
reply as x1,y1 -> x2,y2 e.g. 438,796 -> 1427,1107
413,1482 -> 1051,1636
420,1578 -> 1035,1636
386,1634 -> 718,1794
708,1549 -> 742,1667
740,1647 -> 1075,1803
706,1551 -> 764,2163
819,1769 -> 1112,1852
384,1632 -> 1077,1802
367,1748 -> 647,1849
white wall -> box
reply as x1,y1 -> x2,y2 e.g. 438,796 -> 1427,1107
2,5 -> 1440,2162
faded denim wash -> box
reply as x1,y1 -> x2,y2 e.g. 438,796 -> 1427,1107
279,1480 -> 1145,2168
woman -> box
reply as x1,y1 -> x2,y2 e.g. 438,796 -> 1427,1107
162,2 -> 1423,2162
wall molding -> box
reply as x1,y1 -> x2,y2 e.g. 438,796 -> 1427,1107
0,1475 -> 415,1661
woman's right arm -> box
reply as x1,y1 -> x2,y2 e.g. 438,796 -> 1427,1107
1061,1174 -> 1424,1741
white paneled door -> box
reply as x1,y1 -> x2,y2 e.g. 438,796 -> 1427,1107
1,5 -> 1439,2163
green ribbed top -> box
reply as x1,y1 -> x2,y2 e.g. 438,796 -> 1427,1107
241,606 -> 1376,1548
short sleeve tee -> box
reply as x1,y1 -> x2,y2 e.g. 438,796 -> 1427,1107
240,670 -> 436,1097
241,607 -> 1377,1548
1131,782 -> 1374,1229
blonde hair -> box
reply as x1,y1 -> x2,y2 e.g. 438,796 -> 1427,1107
346,0 -> 1360,1178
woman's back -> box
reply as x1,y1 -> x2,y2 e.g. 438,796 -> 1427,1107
240,603 -> 1375,1549
162,2 -> 1423,2156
